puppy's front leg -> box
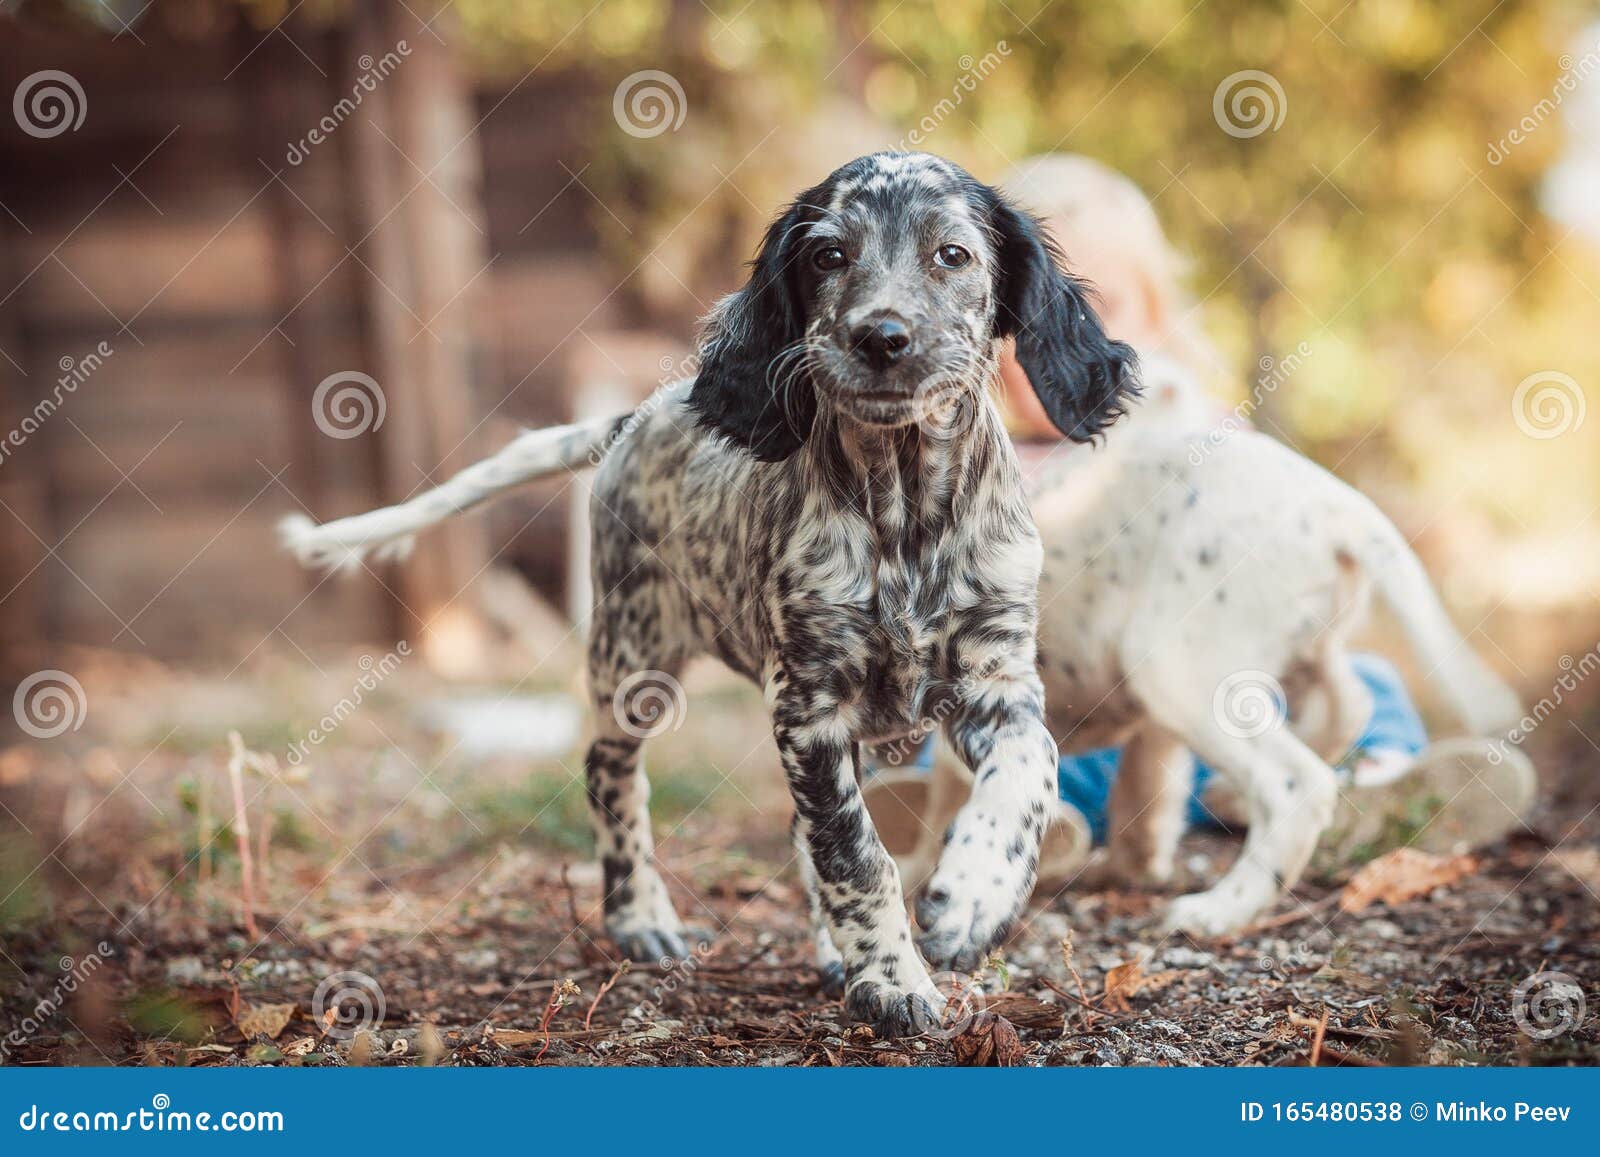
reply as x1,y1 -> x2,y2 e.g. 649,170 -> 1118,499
916,644 -> 1058,971
770,676 -> 938,1038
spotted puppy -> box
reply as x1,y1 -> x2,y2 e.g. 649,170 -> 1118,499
281,151 -> 1137,1036
897,355 -> 1523,935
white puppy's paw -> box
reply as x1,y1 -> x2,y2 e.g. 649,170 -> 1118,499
1162,890 -> 1256,937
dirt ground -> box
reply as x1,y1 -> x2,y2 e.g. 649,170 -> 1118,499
2,642 -> 1598,1067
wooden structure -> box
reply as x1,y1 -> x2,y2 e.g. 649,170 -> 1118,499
0,2 -> 657,671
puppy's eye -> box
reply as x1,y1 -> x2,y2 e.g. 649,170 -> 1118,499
934,244 -> 971,269
813,246 -> 847,271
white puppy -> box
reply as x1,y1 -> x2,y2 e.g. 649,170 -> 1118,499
890,354 -> 1524,935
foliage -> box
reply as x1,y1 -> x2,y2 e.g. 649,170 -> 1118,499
439,0 -> 1600,559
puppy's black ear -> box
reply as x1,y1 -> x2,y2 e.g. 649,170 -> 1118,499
687,203 -> 816,461
989,196 -> 1138,441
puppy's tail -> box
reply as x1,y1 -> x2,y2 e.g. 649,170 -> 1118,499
1338,496 -> 1522,737
279,413 -> 628,571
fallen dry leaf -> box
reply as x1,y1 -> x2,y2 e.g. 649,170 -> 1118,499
1339,848 -> 1477,913
1101,957 -> 1181,1012
235,1001 -> 295,1040
280,1036 -> 317,1057
950,1013 -> 1025,1066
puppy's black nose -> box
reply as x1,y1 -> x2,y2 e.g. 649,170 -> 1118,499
849,317 -> 913,370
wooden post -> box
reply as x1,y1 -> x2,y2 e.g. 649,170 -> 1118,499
338,0 -> 494,676
0,228 -> 46,704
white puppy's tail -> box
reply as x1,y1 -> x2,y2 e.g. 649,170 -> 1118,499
1340,496 -> 1523,736
280,413 -> 628,571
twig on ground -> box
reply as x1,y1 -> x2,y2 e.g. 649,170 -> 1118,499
225,732 -> 259,939
1237,893 -> 1339,936
1058,933 -> 1099,1028
584,961 -> 630,1030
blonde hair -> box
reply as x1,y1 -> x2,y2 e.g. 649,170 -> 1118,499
999,154 -> 1226,383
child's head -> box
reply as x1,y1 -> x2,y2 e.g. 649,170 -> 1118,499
994,154 -> 1223,439
1000,154 -> 1183,351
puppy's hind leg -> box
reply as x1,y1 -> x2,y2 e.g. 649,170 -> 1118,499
1104,725 -> 1192,888
585,642 -> 706,962
793,814 -> 845,995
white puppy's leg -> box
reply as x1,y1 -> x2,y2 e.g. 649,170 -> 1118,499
1105,726 -> 1192,887
901,746 -> 973,892
1161,722 -> 1338,935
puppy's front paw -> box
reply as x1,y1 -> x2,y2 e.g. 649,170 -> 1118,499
606,922 -> 713,964
844,979 -> 942,1039
913,850 -> 1033,971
